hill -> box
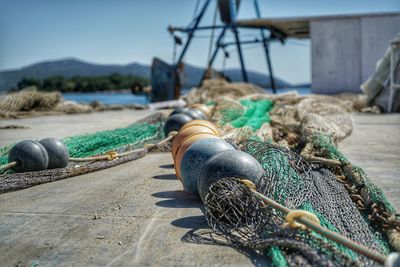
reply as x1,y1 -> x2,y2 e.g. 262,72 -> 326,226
0,58 -> 291,91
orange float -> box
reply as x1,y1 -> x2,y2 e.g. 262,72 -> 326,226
172,125 -> 217,158
179,120 -> 219,136
174,133 -> 220,180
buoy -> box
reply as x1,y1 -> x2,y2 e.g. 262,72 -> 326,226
169,107 -> 189,117
385,253 -> 400,267
197,150 -> 264,202
180,138 -> 234,196
8,140 -> 49,172
191,104 -> 211,117
174,133 -> 220,180
164,114 -> 193,135
171,125 -> 218,159
183,109 -> 207,120
179,120 -> 219,136
39,138 -> 70,169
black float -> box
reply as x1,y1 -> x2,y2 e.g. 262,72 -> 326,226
8,140 -> 49,172
39,138 -> 70,169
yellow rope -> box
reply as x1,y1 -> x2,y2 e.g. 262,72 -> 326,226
0,161 -> 17,173
69,132 -> 177,162
239,179 -> 387,264
286,210 -> 320,230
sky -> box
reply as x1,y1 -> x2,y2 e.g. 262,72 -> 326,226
0,0 -> 399,84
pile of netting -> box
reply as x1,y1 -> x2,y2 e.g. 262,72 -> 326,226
0,112 -> 166,192
0,87 -> 92,118
199,141 -> 394,266
0,86 -> 145,119
182,80 -> 399,265
1,78 -> 398,265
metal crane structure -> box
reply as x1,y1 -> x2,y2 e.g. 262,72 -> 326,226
150,0 -> 288,102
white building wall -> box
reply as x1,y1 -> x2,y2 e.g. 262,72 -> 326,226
311,19 -> 361,94
361,15 -> 400,83
311,14 -> 400,94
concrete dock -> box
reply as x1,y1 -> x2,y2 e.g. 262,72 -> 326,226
0,110 -> 399,266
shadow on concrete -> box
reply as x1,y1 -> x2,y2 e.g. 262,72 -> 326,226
152,190 -> 271,266
153,188 -> 269,266
171,215 -> 208,229
159,164 -> 174,169
152,190 -> 181,198
181,229 -> 270,267
152,174 -> 177,180
153,189 -> 202,209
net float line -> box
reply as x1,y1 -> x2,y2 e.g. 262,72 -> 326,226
239,179 -> 388,265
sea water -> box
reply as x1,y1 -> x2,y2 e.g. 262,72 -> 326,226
63,92 -> 149,105
63,87 -> 310,105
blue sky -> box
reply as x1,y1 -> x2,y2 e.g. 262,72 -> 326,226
0,0 -> 399,84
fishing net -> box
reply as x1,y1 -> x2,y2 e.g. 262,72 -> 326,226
0,87 -> 144,119
0,87 -> 93,118
0,148 -> 148,193
204,178 -> 359,267
0,112 -> 167,192
183,92 -> 399,264
185,79 -> 265,106
199,141 -> 392,266
1,78 -> 399,265
0,112 -> 165,166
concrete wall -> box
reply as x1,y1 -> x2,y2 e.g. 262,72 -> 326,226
311,14 -> 400,94
311,19 -> 361,93
361,15 -> 400,83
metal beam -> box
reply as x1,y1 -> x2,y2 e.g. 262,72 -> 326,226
207,26 -> 228,68
231,24 -> 248,82
176,0 -> 211,64
254,0 -> 276,93
168,25 -> 226,33
221,38 -> 266,47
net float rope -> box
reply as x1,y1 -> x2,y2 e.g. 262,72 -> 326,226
168,113 -> 399,266
237,179 -> 392,266
1,106 -> 209,174
0,132 -> 177,174
1,139 -> 60,173
69,131 -> 177,162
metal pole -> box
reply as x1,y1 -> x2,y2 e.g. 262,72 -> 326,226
253,0 -> 276,93
176,0 -> 211,64
232,24 -> 248,82
198,26 -> 228,85
207,26 -> 228,68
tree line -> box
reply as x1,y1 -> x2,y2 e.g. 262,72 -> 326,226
15,74 -> 149,92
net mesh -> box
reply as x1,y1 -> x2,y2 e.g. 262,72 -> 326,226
200,141 -> 392,266
1,84 -> 399,265
186,93 -> 399,265
0,112 -> 166,192
204,178 -> 362,267
0,112 -> 165,165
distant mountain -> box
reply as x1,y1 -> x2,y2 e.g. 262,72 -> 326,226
0,58 -> 291,91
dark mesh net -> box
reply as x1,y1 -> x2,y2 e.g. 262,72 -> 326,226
0,112 -> 167,192
197,141 -> 392,266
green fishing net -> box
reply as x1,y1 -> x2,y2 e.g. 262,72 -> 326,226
219,99 -> 273,130
200,99 -> 397,266
0,118 -> 164,165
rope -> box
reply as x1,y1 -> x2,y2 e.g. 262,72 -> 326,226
239,179 -> 388,264
0,132 -> 176,173
70,132 -> 176,162
0,161 -> 17,174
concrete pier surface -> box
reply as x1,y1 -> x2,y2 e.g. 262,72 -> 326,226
0,110 -> 399,266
